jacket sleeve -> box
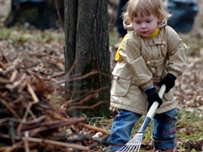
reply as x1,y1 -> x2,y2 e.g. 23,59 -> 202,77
119,33 -> 153,89
166,26 -> 187,78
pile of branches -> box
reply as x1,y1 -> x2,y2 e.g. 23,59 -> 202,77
0,54 -> 109,152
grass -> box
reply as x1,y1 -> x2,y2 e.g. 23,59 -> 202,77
177,109 -> 203,141
0,26 -> 64,44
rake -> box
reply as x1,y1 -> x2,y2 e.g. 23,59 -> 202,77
118,85 -> 166,152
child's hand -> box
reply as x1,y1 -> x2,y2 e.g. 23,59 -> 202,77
158,73 -> 176,93
145,87 -> 163,111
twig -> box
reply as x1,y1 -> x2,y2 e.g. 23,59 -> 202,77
17,102 -> 36,136
29,118 -> 87,136
63,86 -> 109,107
0,98 -> 21,119
1,50 -> 10,63
25,137 -> 90,150
48,71 -> 65,79
0,115 -> 46,125
0,141 -> 23,152
5,73 -> 26,91
67,100 -> 109,112
9,70 -> 18,82
24,131 -> 30,152
86,134 -> 109,149
65,58 -> 77,80
54,70 -> 111,86
55,0 -> 64,31
27,83 -> 39,103
78,122 -> 109,135
75,87 -> 108,105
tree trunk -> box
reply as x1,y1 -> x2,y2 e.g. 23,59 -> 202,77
64,0 -> 110,117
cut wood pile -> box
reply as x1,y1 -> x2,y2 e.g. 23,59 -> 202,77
0,53 -> 109,152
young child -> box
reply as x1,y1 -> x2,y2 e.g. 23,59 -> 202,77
107,0 -> 187,151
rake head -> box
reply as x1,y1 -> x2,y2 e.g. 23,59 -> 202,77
118,132 -> 143,152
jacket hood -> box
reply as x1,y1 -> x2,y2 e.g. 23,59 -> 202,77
123,19 -> 167,31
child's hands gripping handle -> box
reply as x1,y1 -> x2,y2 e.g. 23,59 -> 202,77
145,87 -> 163,111
158,73 -> 176,93
146,85 -> 166,119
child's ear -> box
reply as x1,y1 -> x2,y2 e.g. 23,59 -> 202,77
157,17 -> 162,22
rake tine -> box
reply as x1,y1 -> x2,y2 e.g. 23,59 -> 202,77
119,133 -> 143,152
119,143 -> 141,152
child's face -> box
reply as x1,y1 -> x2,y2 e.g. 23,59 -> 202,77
133,13 -> 160,37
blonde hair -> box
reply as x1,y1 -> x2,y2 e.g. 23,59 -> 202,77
123,0 -> 171,23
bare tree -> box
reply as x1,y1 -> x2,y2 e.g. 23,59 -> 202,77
64,0 -> 110,116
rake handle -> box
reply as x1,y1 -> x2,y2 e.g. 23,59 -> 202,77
138,85 -> 166,133
147,85 -> 166,119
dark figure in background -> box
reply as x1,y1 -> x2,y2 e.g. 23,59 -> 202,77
116,0 -> 128,38
167,0 -> 199,33
4,0 -> 46,29
4,0 -> 64,29
11,0 -> 44,8
116,0 -> 199,35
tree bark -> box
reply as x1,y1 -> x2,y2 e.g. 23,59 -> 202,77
64,0 -> 110,116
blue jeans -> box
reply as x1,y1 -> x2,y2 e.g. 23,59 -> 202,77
106,108 -> 177,151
